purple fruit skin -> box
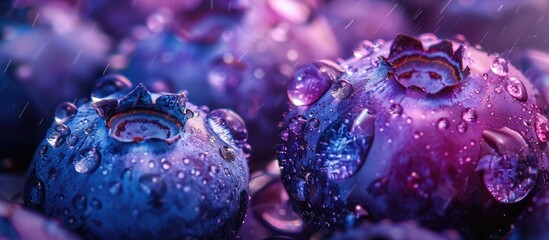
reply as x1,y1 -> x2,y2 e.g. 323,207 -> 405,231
279,34 -> 549,238
24,82 -> 250,239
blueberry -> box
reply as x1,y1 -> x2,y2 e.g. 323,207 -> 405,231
279,34 -> 549,238
24,76 -> 250,239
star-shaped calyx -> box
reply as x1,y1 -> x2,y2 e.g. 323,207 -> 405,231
383,34 -> 470,94
92,84 -> 188,144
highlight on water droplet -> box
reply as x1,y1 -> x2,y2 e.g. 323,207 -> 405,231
287,60 -> 344,106
54,102 -> 78,124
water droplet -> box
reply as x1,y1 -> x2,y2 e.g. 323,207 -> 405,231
90,198 -> 102,210
462,108 -> 478,122
206,109 -> 248,146
288,115 -> 307,134
353,40 -> 375,58
177,171 -> 185,179
46,124 -> 70,147
161,162 -> 171,171
54,102 -> 77,124
289,175 -> 308,202
535,113 -> 549,143
73,147 -> 101,174
287,60 -> 343,106
389,103 -> 403,115
406,172 -> 421,190
330,79 -> 353,99
66,134 -> 79,147
219,146 -> 236,162
72,195 -> 86,210
457,122 -> 468,133
139,174 -> 166,197
309,118 -> 320,128
109,182 -> 122,195
478,127 -> 538,203
490,57 -> 509,77
91,74 -> 132,101
505,77 -> 527,101
437,118 -> 450,130
317,112 -> 373,180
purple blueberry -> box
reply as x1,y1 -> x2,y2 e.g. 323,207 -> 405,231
0,201 -> 80,240
279,34 -> 549,238
24,75 -> 250,239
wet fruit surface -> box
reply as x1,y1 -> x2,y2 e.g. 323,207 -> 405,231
24,76 -> 250,239
279,33 -> 549,239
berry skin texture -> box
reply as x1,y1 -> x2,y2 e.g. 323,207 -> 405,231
24,75 -> 250,239
279,34 -> 549,239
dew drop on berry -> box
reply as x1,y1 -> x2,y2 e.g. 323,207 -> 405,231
317,113 -> 373,180
535,113 -> 549,143
54,102 -> 77,124
219,146 -> 236,162
478,127 -> 538,203
90,198 -> 102,210
389,103 -> 403,115
462,108 -> 478,122
139,174 -> 166,197
206,109 -> 248,146
109,182 -> 122,195
46,124 -> 70,147
287,60 -> 343,106
505,77 -> 527,101
91,74 -> 132,101
490,57 -> 509,77
309,118 -> 320,128
435,118 -> 449,130
72,195 -> 86,210
65,134 -> 79,147
73,147 -> 101,174
330,79 -> 353,99
288,115 -> 307,134
289,175 -> 308,202
353,40 -> 375,58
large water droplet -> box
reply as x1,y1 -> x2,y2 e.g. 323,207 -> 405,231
317,111 -> 374,180
288,115 -> 307,134
287,60 -> 343,106
73,147 -> 101,174
330,79 -> 353,99
478,127 -> 538,203
289,175 -> 309,202
490,57 -> 509,77
54,102 -> 77,124
91,74 -> 132,101
505,77 -> 527,101
46,124 -> 70,147
219,146 -> 236,162
389,103 -> 403,115
535,113 -> 549,143
353,40 -> 376,58
139,174 -> 166,197
206,109 -> 248,146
